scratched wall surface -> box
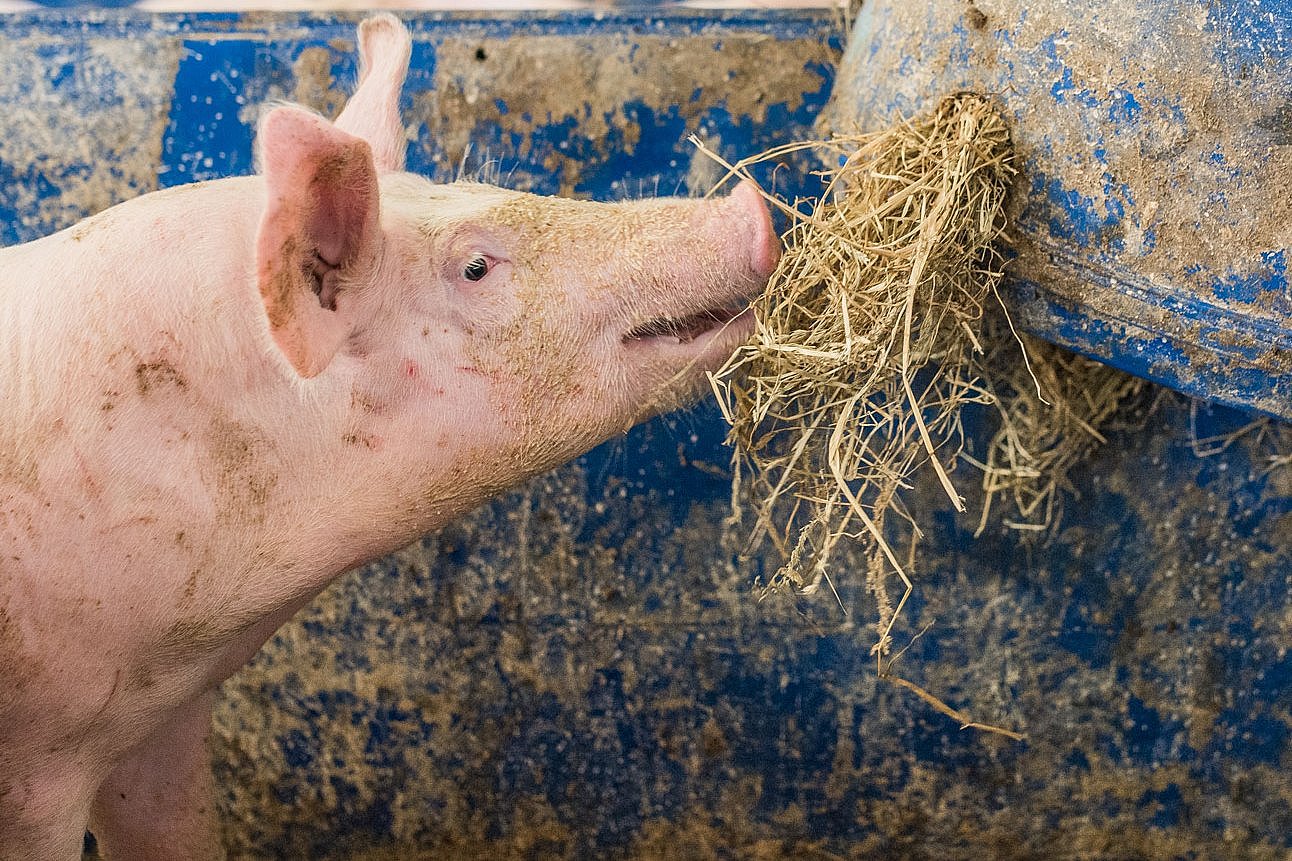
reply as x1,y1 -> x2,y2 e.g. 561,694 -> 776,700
0,9 -> 1288,861
836,0 -> 1292,421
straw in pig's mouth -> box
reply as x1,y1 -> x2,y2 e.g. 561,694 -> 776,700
624,304 -> 751,344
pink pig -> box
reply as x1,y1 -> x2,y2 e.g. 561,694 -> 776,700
0,15 -> 777,860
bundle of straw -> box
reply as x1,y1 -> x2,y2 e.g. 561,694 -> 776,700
706,93 -> 1016,657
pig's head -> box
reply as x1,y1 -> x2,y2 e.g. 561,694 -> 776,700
253,15 -> 777,527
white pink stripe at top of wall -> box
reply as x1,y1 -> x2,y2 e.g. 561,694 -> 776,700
1,0 -> 843,10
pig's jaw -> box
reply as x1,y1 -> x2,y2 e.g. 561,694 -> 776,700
613,304 -> 757,424
607,190 -> 777,419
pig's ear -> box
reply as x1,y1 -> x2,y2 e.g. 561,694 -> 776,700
335,13 -> 411,173
255,105 -> 380,379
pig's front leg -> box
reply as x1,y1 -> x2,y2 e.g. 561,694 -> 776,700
88,690 -> 224,861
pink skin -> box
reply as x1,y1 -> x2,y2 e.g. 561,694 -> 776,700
0,14 -> 777,861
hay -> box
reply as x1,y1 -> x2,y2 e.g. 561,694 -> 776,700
1186,406 -> 1292,474
696,94 -> 1184,740
971,335 -> 1148,536
699,93 -> 1027,740
704,93 -> 1014,646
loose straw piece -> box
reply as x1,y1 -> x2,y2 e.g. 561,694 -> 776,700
880,673 -> 1027,742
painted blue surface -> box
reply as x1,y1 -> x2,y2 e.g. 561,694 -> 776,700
0,9 -> 1288,858
841,0 -> 1292,420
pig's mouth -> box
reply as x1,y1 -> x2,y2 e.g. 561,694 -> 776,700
623,302 -> 753,346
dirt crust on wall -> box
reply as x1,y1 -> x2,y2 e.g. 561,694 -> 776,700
0,36 -> 179,244
418,33 -> 837,195
211,396 -> 1292,860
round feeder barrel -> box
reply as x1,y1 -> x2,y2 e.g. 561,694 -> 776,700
833,0 -> 1291,419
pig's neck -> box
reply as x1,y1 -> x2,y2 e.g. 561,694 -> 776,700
0,179 -> 453,681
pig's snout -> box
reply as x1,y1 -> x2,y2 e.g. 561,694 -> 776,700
724,180 -> 781,280
617,181 -> 779,361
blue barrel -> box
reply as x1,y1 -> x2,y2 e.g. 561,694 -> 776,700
836,0 -> 1291,419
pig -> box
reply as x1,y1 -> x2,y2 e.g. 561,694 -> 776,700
0,14 -> 778,861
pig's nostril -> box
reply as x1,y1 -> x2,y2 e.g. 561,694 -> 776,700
753,223 -> 781,279
730,180 -> 781,279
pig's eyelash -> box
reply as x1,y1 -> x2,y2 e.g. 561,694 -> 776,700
463,256 -> 490,282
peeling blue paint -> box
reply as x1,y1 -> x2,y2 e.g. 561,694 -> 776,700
1214,251 -> 1289,302
1050,66 -> 1100,109
1039,174 -> 1128,250
1106,86 -> 1142,123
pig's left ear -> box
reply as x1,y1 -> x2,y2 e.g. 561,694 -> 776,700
335,13 -> 411,173
255,105 -> 380,378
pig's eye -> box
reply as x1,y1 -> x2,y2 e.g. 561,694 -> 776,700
463,256 -> 490,281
